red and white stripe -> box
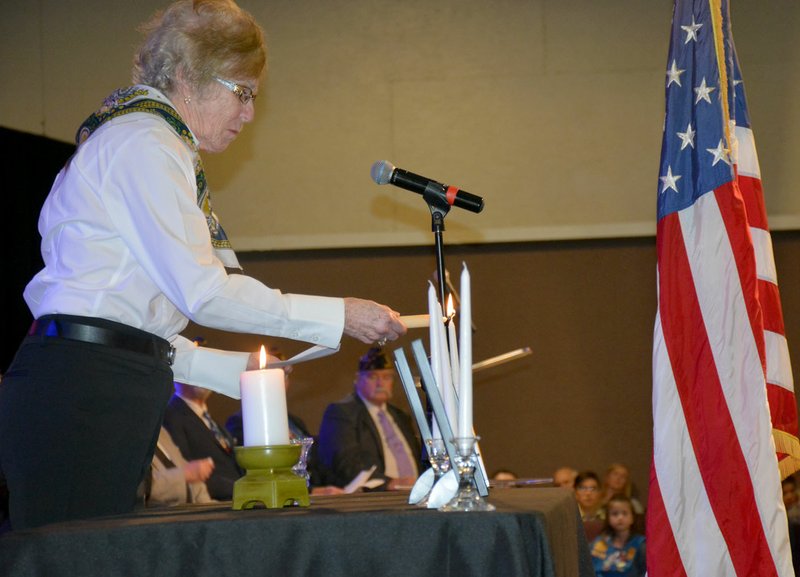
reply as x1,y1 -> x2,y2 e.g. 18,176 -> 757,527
735,125 -> 800,476
649,180 -> 793,575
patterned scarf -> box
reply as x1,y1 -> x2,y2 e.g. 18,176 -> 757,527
75,86 -> 241,269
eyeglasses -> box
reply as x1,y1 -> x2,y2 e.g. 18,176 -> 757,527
214,77 -> 257,105
576,486 -> 599,492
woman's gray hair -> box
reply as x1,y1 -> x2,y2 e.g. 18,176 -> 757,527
132,0 -> 266,96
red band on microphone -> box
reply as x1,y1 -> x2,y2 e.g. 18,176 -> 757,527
446,186 -> 459,206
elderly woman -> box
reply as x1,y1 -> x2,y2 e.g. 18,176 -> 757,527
0,0 -> 404,530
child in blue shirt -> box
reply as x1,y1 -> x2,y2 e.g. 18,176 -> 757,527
589,494 -> 646,576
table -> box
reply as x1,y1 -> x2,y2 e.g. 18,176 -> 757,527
0,487 -> 593,577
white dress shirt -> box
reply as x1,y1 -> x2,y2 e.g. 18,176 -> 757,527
24,87 -> 344,398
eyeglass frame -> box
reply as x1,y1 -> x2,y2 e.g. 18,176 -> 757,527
213,77 -> 257,105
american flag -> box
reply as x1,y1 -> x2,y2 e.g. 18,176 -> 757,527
647,1 -> 799,575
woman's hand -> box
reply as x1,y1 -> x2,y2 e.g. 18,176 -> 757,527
343,298 -> 407,345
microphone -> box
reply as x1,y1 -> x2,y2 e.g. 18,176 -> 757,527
370,160 -> 484,213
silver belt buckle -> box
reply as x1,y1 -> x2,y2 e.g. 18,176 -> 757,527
167,345 -> 176,366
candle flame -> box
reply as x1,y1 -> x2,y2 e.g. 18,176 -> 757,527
446,294 -> 456,319
259,345 -> 267,369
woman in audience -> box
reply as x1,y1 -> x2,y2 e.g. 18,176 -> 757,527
575,471 -> 603,519
601,463 -> 643,514
574,470 -> 605,542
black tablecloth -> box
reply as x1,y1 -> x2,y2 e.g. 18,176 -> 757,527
0,487 -> 593,577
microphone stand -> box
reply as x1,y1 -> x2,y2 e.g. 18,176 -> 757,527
424,188 -> 452,441
424,185 -> 451,308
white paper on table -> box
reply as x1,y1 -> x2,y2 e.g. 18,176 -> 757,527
426,469 -> 458,509
343,465 -> 384,493
268,344 -> 340,367
408,468 -> 435,504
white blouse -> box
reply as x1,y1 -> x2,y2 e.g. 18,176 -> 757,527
24,88 -> 344,397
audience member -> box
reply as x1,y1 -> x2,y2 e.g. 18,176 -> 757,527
785,475 -> 800,574
491,469 -> 518,481
589,494 -> 646,577
490,468 -> 518,487
553,466 -> 578,489
601,462 -> 644,514
163,382 -> 242,501
574,470 -> 605,542
575,471 -> 604,520
147,426 -> 214,507
783,474 -> 800,522
317,347 -> 422,490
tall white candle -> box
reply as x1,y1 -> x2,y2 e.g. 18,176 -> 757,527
458,263 -> 473,439
436,303 -> 457,435
446,295 -> 460,396
427,283 -> 442,439
240,346 -> 290,446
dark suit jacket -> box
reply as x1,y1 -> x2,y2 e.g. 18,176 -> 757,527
317,393 -> 422,488
163,395 -> 242,501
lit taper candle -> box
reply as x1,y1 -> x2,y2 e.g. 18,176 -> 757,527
446,294 -> 460,396
436,298 -> 457,434
427,283 -> 442,439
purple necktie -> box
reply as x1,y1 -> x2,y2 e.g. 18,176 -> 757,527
204,411 -> 232,453
377,410 -> 416,478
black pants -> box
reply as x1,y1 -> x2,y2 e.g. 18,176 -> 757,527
0,317 -> 174,530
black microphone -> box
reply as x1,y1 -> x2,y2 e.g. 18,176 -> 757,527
370,160 -> 484,213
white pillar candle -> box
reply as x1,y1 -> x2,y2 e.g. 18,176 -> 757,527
458,263 -> 473,439
240,346 -> 290,446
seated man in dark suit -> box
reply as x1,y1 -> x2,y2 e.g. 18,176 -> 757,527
317,347 -> 422,490
163,382 -> 242,501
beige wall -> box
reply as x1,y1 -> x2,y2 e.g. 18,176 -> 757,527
2,1 -> 798,249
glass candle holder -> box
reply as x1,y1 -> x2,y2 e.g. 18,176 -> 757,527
440,436 -> 495,512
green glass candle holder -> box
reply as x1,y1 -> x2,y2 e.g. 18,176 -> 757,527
232,444 -> 310,509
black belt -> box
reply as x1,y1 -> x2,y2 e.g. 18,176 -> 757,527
28,316 -> 175,365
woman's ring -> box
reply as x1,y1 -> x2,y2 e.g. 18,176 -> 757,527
377,337 -> 388,347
